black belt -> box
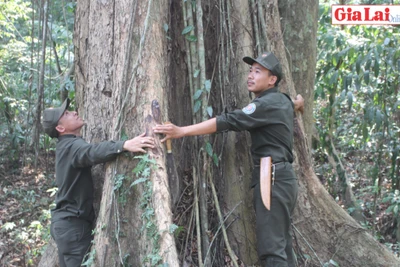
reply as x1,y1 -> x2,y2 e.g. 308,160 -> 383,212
255,162 -> 292,173
254,161 -> 287,168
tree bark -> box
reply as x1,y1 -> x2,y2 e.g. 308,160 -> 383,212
211,0 -> 259,264
38,239 -> 58,267
74,0 -> 177,266
278,0 -> 317,154
32,0 -> 48,167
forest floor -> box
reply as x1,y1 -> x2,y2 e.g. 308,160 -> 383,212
0,149 -> 399,266
0,151 -> 55,267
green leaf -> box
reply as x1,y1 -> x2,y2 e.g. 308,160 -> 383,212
367,107 -> 374,122
206,106 -> 213,117
364,71 -> 369,85
329,259 -> 340,267
340,89 -> 346,101
193,69 -> 200,78
163,24 -> 169,33
383,37 -> 390,46
373,92 -> 380,105
394,205 -> 399,216
130,177 -> 148,187
329,70 -> 338,85
113,174 -> 126,191
182,25 -> 194,35
185,35 -> 197,42
374,58 -> 380,77
347,92 -> 353,111
326,35 -> 334,45
365,56 -> 372,70
193,89 -> 203,100
355,76 -> 361,90
382,196 -> 392,203
343,77 -> 347,91
204,79 -> 211,92
356,57 -> 361,74
205,142 -> 213,157
332,54 -> 338,66
212,153 -> 219,166
346,75 -> 352,89
347,207 -> 355,214
339,47 -> 349,57
143,208 -> 155,219
336,37 -> 342,48
142,167 -> 151,178
194,100 -> 201,113
387,205 -> 394,213
169,224 -> 179,233
121,132 -> 128,142
348,47 -> 355,60
2,222 -> 16,231
376,45 -> 382,55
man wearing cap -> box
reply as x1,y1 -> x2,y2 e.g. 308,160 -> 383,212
153,52 -> 302,267
42,99 -> 155,267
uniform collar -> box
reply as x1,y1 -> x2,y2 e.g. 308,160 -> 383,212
256,87 -> 279,98
58,134 -> 79,140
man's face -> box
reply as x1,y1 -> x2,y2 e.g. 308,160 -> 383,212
56,110 -> 85,134
247,63 -> 277,96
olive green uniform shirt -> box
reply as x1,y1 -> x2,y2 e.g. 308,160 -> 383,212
216,86 -> 297,265
51,135 -> 125,223
216,87 -> 294,186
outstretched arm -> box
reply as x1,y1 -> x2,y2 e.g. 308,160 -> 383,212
153,118 -> 217,142
71,133 -> 155,168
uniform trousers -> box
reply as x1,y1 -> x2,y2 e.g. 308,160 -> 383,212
50,217 -> 93,267
253,162 -> 298,267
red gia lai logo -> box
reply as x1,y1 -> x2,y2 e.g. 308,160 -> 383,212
332,5 -> 400,25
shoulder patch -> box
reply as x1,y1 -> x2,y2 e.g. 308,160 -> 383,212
242,103 -> 256,114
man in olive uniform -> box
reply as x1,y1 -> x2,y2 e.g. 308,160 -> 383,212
42,99 -> 155,267
153,52 -> 302,267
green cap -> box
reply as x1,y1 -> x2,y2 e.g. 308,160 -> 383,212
42,98 -> 70,138
243,52 -> 282,83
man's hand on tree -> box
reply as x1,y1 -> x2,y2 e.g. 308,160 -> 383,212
153,123 -> 185,142
123,132 -> 155,153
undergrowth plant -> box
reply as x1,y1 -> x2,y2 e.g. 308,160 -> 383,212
132,154 -> 164,266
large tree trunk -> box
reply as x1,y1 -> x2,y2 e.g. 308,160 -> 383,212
74,0 -> 177,266
278,0 -> 317,154
39,1 -> 400,266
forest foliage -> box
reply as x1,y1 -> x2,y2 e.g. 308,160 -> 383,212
0,0 -> 399,266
